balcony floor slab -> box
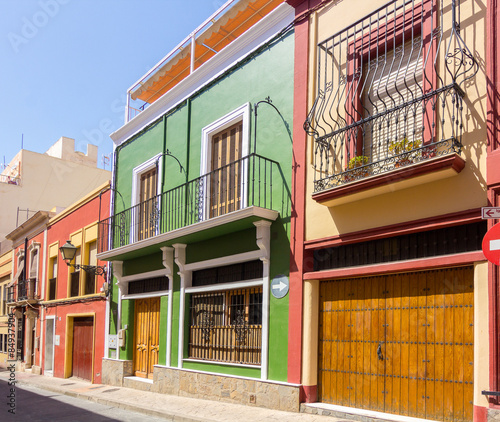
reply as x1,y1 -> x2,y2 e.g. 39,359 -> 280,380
97,206 -> 279,262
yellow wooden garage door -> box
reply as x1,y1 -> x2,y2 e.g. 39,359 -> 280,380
319,267 -> 474,422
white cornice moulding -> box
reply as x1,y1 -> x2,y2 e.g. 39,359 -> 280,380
110,3 -> 294,146
97,206 -> 278,261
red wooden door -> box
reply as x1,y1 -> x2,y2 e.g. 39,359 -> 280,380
72,317 -> 93,381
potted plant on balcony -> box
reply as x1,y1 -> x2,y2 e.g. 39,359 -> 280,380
344,155 -> 371,182
389,137 -> 422,167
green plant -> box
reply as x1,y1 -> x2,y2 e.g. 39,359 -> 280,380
389,138 -> 421,155
347,155 -> 369,169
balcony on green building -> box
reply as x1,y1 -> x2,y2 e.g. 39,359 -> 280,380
97,154 -> 283,261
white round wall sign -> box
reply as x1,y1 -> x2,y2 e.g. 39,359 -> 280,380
271,274 -> 289,299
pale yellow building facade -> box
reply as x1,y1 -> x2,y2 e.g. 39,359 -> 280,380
287,0 -> 496,421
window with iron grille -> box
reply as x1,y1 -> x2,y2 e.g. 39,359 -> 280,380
314,221 -> 487,270
128,276 -> 168,295
188,287 -> 262,365
305,0 -> 479,192
192,260 -> 263,287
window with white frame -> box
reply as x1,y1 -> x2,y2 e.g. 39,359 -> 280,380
29,248 -> 38,280
16,252 -> 25,300
200,104 -> 250,220
131,154 -> 162,242
29,246 -> 39,298
187,260 -> 263,365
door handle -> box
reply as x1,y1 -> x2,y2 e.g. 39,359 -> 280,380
377,342 -> 384,361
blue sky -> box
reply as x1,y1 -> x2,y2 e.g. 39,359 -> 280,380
0,0 -> 222,170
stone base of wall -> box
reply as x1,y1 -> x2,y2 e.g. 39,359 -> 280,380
31,365 -> 41,375
123,377 -> 153,392
153,367 -> 300,412
101,358 -> 133,387
489,408 -> 500,421
101,360 -> 300,412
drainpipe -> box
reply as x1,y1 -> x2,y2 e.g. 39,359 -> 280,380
39,227 -> 48,368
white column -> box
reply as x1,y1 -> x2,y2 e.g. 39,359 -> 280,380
173,244 -> 188,368
113,261 -> 124,359
254,220 -> 271,380
161,247 -> 174,367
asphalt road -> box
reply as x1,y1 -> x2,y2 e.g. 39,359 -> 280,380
0,379 -> 169,422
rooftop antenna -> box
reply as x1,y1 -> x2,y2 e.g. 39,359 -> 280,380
102,154 -> 110,170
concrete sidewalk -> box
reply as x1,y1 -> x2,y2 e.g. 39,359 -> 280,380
0,370 -> 353,422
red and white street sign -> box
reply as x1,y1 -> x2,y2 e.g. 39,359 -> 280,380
482,222 -> 500,265
482,207 -> 500,219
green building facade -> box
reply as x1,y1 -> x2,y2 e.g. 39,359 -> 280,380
98,2 -> 301,410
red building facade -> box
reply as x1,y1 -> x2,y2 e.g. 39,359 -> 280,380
41,182 -> 110,383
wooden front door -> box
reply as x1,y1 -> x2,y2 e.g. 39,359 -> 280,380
133,297 -> 160,379
138,167 -> 158,240
72,317 -> 93,381
319,267 -> 474,422
210,122 -> 242,218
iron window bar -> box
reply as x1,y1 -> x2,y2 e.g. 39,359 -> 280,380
305,0 -> 479,193
188,287 -> 263,365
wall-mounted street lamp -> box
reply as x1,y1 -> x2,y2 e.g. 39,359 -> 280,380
59,240 -> 109,296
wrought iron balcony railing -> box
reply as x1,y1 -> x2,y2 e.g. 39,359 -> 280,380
98,154 -> 280,253
305,0 -> 479,193
6,286 -> 15,303
0,174 -> 20,185
8,279 -> 38,302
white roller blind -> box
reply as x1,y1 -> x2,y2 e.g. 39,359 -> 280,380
362,37 -> 423,162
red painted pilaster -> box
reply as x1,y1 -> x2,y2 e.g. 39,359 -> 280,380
287,0 -> 315,385
487,0 -> 500,405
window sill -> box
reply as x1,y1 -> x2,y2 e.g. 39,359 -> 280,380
41,293 -> 105,305
312,153 -> 465,207
183,358 -> 261,369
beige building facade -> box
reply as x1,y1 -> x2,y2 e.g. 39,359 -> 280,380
286,0 -> 498,421
0,136 -> 110,254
